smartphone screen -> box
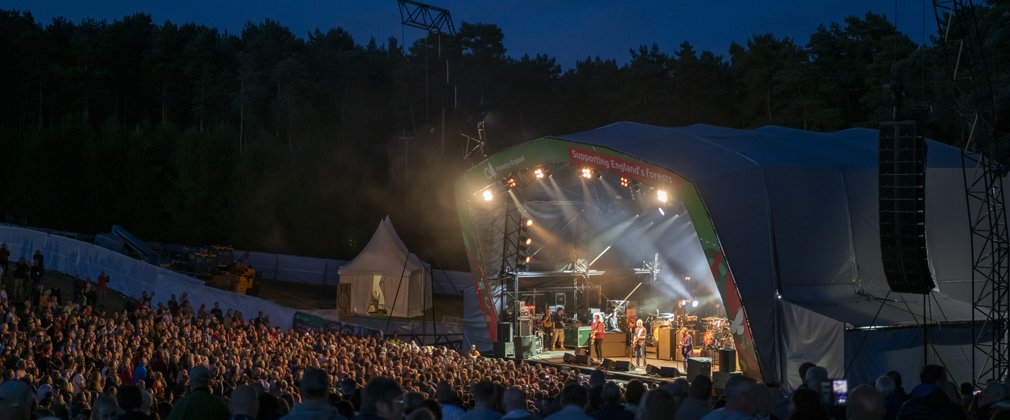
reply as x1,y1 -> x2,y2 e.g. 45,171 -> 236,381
833,379 -> 848,405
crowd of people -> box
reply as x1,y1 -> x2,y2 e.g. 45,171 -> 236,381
1,263 -> 1009,420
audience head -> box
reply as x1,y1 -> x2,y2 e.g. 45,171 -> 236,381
919,365 -> 947,386
116,385 -> 142,411
360,376 -> 404,419
874,375 -> 895,396
503,386 -> 527,412
886,371 -> 903,389
0,379 -> 35,420
846,384 -> 884,420
799,362 -> 817,383
91,395 -> 121,420
980,380 -> 1009,407
636,389 -> 676,420
299,368 -> 329,402
230,385 -> 259,418
789,388 -> 825,419
804,366 -> 828,391
625,380 -> 647,406
470,380 -> 496,406
724,375 -> 758,414
560,383 -> 588,409
596,382 -> 620,405
189,366 -> 212,390
689,375 -> 713,400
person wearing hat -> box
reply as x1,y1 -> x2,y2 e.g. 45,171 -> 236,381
280,368 -> 346,420
166,365 -> 229,420
0,379 -> 36,420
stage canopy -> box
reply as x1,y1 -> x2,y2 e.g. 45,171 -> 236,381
339,216 -> 432,318
456,121 -> 989,388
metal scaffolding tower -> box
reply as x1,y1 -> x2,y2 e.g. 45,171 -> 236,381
932,0 -> 1008,385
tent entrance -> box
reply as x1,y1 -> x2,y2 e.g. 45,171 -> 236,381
369,274 -> 386,313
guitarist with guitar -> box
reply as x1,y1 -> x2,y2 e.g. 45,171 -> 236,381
680,329 -> 694,362
633,319 -> 646,369
591,313 -> 605,364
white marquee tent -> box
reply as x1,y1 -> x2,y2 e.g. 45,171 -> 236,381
339,216 -> 432,318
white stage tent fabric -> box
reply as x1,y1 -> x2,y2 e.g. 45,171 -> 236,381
339,217 -> 432,318
555,122 -> 988,388
0,226 -> 298,328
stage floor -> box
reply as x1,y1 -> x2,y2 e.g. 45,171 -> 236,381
522,349 -> 686,381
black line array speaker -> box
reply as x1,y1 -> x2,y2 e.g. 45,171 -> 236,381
497,322 -> 514,343
879,121 -> 935,294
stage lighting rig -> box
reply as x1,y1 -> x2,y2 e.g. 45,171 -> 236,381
482,189 -> 494,201
620,177 -> 630,188
503,175 -> 518,191
656,189 -> 669,204
533,166 -> 548,179
581,167 -> 593,179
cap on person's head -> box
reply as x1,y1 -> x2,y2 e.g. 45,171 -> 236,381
36,384 -> 53,403
300,368 -> 329,400
189,366 -> 211,388
0,379 -> 34,405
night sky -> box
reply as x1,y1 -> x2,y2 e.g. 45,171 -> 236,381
8,0 -> 933,68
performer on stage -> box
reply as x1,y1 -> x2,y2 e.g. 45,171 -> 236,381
552,307 -> 566,350
591,313 -> 605,363
633,319 -> 646,369
681,329 -> 694,361
542,306 -> 555,350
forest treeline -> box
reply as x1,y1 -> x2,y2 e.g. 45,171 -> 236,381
0,6 -> 1007,268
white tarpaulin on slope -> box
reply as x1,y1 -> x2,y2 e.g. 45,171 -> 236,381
338,217 -> 432,318
0,226 -> 297,328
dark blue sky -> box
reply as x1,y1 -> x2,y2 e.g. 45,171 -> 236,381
7,0 -> 933,68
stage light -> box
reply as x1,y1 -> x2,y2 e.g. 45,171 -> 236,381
525,237 -> 532,246
657,189 -> 669,203
533,167 -> 547,179
506,176 -> 518,190
524,256 -> 532,264
658,207 -> 665,216
620,177 -> 630,188
692,300 -> 699,308
526,219 -> 533,227
684,275 -> 691,281
482,189 -> 493,201
581,167 -> 593,179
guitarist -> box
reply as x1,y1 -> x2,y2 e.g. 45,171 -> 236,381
633,319 -> 646,369
541,307 -> 554,350
591,313 -> 605,363
680,329 -> 694,362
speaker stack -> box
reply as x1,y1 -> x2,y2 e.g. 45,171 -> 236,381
878,121 -> 935,294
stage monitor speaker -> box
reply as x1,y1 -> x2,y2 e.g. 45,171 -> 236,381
497,322 -> 514,343
719,348 -> 736,373
660,367 -> 680,378
613,360 -> 632,371
646,364 -> 659,375
602,358 -> 615,370
493,341 -> 515,359
517,335 -> 538,359
575,354 -> 590,365
878,121 -> 934,294
564,353 -> 575,364
687,357 -> 712,379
